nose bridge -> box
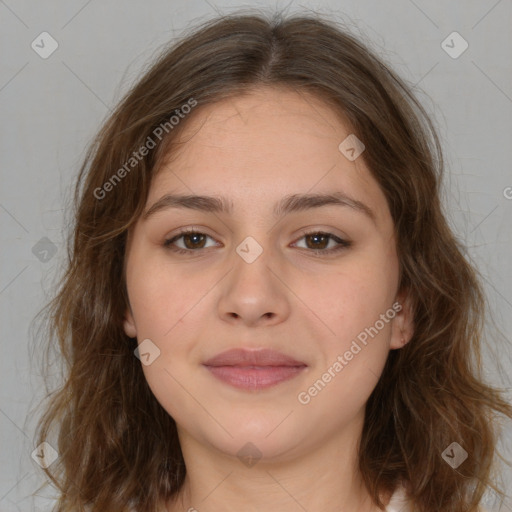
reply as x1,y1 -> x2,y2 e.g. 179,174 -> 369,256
231,236 -> 276,299
217,236 -> 289,325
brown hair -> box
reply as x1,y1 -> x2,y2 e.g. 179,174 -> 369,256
32,9 -> 512,512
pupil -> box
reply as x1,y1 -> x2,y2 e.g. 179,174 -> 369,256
308,234 -> 327,249
185,233 -> 205,249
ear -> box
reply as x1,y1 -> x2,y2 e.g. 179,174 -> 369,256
123,306 -> 137,339
389,288 -> 414,350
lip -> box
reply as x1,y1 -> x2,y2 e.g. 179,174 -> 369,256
204,348 -> 306,367
203,348 -> 307,390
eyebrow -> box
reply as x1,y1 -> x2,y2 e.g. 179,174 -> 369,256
143,191 -> 376,224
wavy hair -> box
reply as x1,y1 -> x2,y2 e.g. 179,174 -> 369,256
32,9 -> 512,512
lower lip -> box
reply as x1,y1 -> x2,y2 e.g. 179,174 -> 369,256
204,365 -> 306,390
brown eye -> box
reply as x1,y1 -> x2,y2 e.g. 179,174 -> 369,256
305,233 -> 330,250
163,229 -> 351,256
293,231 -> 351,254
180,232 -> 207,249
163,230 -> 218,254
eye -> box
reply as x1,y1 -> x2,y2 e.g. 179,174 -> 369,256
164,228 -> 351,256
292,230 -> 351,255
163,229 -> 219,255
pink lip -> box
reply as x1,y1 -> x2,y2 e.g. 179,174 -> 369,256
203,348 -> 307,390
204,348 -> 306,367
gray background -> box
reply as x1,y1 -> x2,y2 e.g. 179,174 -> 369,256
1,1 -> 511,510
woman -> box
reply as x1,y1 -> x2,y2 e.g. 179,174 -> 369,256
34,10 -> 511,512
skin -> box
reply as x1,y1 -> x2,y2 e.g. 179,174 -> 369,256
123,86 -> 414,512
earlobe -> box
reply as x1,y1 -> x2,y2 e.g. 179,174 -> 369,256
390,289 -> 414,350
123,308 -> 137,338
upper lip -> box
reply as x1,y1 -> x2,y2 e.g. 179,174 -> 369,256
203,348 -> 307,367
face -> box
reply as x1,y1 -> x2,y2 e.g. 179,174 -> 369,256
123,86 -> 413,462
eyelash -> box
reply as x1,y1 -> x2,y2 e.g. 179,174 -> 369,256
163,228 -> 352,256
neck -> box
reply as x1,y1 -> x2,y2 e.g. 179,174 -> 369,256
165,413 -> 390,512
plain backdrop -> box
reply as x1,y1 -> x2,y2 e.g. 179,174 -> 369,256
1,1 -> 511,511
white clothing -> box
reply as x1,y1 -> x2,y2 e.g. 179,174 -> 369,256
385,484 -> 410,512
385,484 -> 488,512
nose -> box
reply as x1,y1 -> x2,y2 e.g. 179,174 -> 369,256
217,245 -> 291,328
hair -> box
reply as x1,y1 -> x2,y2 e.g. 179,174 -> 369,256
31,8 -> 512,512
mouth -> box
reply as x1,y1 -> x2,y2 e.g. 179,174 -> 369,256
202,348 -> 307,390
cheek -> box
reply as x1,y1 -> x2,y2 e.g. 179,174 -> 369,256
296,273 -> 395,415
126,250 -> 208,337
125,251 -> 212,417
303,256 -> 398,340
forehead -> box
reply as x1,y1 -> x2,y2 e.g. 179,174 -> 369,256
161,86 -> 351,167
148,86 -> 391,227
